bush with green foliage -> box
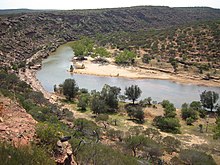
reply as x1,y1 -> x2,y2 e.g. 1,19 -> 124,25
95,114 -> 109,122
126,105 -> 145,123
125,135 -> 147,157
74,118 -> 100,140
161,100 -> 177,118
190,101 -> 206,118
92,47 -> 110,58
106,129 -> 123,141
139,97 -> 152,107
181,103 -> 198,124
62,78 -> 79,101
73,142 -> 138,165
77,93 -> 90,111
0,143 -> 55,165
125,135 -> 163,161
186,117 -> 195,125
100,84 -> 121,112
169,57 -> 178,72
90,91 -> 107,114
179,149 -> 216,165
36,122 -> 63,154
61,108 -> 74,122
115,50 -> 136,65
95,114 -> 109,129
70,37 -> 94,57
153,116 -> 181,134
90,85 -> 121,113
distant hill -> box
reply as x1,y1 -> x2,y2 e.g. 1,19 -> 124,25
0,6 -> 220,68
0,9 -> 40,15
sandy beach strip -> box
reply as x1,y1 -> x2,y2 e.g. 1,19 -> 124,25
73,59 -> 220,87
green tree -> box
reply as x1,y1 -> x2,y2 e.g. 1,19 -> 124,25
181,103 -> 198,124
190,101 -> 206,118
71,37 -> 94,57
125,135 -> 146,157
77,94 -> 90,111
186,117 -> 195,125
133,108 -> 145,123
115,50 -> 136,65
63,79 -> 79,101
126,105 -> 144,123
162,100 -> 176,118
200,90 -> 219,112
101,84 -> 121,112
93,47 -> 110,58
90,92 -> 107,114
125,135 -> 162,161
125,85 -> 142,104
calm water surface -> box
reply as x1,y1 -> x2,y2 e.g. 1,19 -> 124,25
36,46 -> 220,108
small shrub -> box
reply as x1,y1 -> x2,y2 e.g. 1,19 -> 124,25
186,117 -> 195,125
0,143 -> 55,165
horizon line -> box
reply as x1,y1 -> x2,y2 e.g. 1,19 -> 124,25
0,5 -> 220,11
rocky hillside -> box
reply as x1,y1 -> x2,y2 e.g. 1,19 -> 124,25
0,6 -> 220,69
0,96 -> 36,147
98,20 -> 220,68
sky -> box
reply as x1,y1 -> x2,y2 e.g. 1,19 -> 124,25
0,0 -> 220,10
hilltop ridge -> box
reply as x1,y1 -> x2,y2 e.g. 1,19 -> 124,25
1,6 -> 220,69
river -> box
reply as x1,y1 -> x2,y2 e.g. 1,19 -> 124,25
36,46 -> 220,108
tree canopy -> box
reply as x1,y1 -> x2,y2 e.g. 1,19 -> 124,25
115,50 -> 136,65
125,85 -> 142,104
71,37 -> 94,57
63,79 -> 79,101
200,90 -> 219,112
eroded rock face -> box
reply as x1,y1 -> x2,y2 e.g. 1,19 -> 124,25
0,97 -> 37,147
56,140 -> 77,165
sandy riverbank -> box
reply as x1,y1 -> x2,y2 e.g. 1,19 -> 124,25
19,50 -> 58,104
73,58 -> 220,87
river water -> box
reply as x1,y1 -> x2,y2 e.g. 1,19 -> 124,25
36,46 -> 220,108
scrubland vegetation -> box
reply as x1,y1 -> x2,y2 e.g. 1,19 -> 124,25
0,5 -> 220,165
1,69 -> 220,164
